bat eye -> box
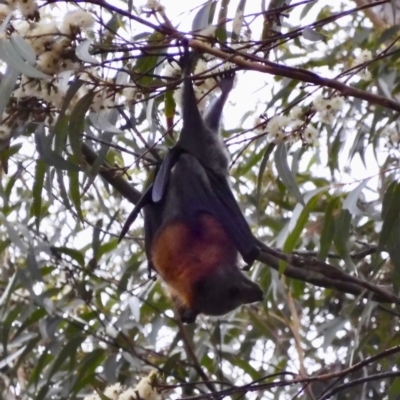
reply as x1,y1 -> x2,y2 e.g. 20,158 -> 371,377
228,286 -> 240,298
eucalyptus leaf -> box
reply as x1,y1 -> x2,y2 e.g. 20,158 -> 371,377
75,39 -> 99,64
192,1 -> 216,32
274,143 -> 304,205
0,38 -> 51,79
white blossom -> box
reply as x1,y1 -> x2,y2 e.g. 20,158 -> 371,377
118,388 -> 137,400
329,96 -> 344,111
290,118 -> 303,130
290,106 -> 302,120
14,20 -> 30,36
194,59 -> 208,75
312,95 -> 343,125
163,62 -> 181,80
143,0 -> 163,11
194,60 -> 216,92
18,0 -> 38,17
304,125 -> 318,145
352,49 -> 373,67
28,22 -> 59,55
266,115 -> 290,135
351,50 -> 373,80
0,4 -> 11,21
61,9 -> 95,34
103,383 -> 123,400
271,131 -> 286,143
122,86 -> 143,105
51,39 -> 71,54
83,394 -> 99,400
59,59 -> 81,72
266,115 -> 305,143
36,51 -> 60,74
358,69 -> 371,81
135,371 -> 161,400
91,89 -> 115,112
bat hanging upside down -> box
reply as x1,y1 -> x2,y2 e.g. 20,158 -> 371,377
120,50 -> 263,323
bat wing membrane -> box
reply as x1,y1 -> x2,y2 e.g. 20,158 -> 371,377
162,153 -> 259,264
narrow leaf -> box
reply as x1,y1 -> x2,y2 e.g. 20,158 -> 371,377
274,143 -> 304,205
334,208 -> 357,273
343,178 -> 370,216
68,91 -> 95,163
302,27 -> 325,42
10,34 -> 36,65
68,168 -> 83,221
256,143 -> 275,222
231,0 -> 246,41
75,39 -> 99,64
0,38 -> 50,79
52,246 -> 85,267
379,181 -> 400,251
0,66 -> 19,121
192,1 -> 216,32
31,160 -> 46,229
318,197 -> 341,260
283,189 -> 325,254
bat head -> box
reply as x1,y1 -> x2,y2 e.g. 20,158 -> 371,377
192,266 -> 263,318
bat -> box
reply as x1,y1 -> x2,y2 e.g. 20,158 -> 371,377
120,52 -> 262,323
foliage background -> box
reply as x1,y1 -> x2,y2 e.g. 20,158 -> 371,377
1,0 -> 400,399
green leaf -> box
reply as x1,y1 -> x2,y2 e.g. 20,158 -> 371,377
68,168 -> 83,221
164,89 -> 175,119
379,181 -> 400,251
256,142 -> 275,223
192,0 -> 217,32
52,246 -> 85,267
0,38 -> 50,79
300,0 -> 318,19
343,178 -> 370,216
30,160 -> 46,229
283,189 -> 324,254
274,143 -> 304,206
47,336 -> 85,382
68,91 -> 96,164
386,218 -> 400,276
216,0 -> 229,43
0,66 -> 19,120
318,197 -> 341,260
232,0 -> 246,41
134,31 -> 165,86
302,27 -> 325,42
91,219 -> 102,263
334,208 -> 357,273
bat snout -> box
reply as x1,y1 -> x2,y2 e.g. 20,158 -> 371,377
241,280 -> 264,304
